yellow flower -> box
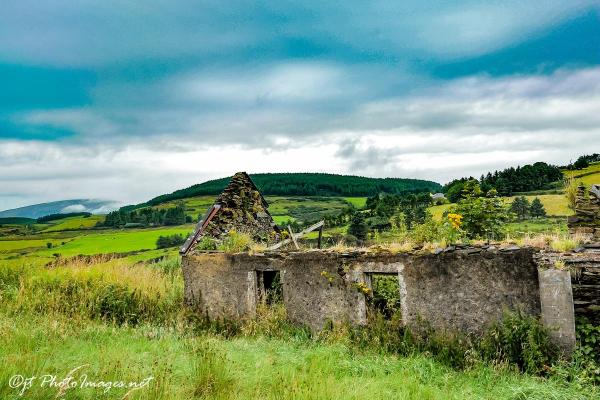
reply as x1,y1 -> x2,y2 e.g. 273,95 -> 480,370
447,213 -> 463,230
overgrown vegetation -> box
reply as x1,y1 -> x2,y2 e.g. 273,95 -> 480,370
217,230 -> 254,252
156,233 -> 186,249
0,256 -> 598,398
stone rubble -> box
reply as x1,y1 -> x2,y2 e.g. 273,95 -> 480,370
568,184 -> 600,239
185,172 -> 280,252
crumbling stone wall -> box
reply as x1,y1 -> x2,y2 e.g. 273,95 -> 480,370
203,172 -> 280,242
536,245 -> 600,325
182,247 -> 541,335
569,184 -> 600,239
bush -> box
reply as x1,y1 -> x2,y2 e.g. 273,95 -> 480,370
450,184 -> 511,240
409,215 -> 445,244
570,318 -> 600,385
196,236 -> 217,251
156,234 -> 186,249
479,310 -> 558,374
217,230 -> 253,253
348,212 -> 368,241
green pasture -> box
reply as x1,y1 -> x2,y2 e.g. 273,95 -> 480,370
39,215 -> 105,232
344,197 -> 368,208
156,195 -> 365,225
567,162 -> 600,186
0,225 -> 193,266
428,194 -> 571,222
505,218 -> 568,236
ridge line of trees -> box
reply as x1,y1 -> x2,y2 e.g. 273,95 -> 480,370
443,162 -> 562,202
121,173 -> 442,212
100,204 -> 191,228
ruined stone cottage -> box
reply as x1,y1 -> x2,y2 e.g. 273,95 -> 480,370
181,180 -> 600,354
180,172 -> 280,255
569,184 -> 600,239
182,243 -> 600,353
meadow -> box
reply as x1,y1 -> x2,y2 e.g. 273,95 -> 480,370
0,225 -> 192,266
0,258 -> 597,400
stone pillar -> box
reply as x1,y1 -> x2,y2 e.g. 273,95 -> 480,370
351,270 -> 367,325
538,269 -> 576,354
246,271 -> 257,316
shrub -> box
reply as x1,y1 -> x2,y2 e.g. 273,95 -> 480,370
451,186 -> 511,240
479,310 -> 558,374
573,318 -> 600,385
196,236 -> 217,251
217,230 -> 253,253
409,215 -> 445,244
156,234 -> 186,249
348,212 -> 368,241
564,175 -> 578,210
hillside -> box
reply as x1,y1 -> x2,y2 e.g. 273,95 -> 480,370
0,199 -> 119,219
121,173 -> 441,211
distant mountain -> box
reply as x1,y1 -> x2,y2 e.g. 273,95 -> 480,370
122,173 -> 442,211
0,199 -> 119,219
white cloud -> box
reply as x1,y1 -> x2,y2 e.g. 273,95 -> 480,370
2,66 -> 600,210
60,204 -> 87,213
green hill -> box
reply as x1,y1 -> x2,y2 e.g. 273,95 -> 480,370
122,173 -> 441,211
0,217 -> 36,225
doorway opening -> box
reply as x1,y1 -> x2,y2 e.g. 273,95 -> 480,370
257,270 -> 282,305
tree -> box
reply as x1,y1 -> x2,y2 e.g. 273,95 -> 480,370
510,196 -> 530,221
348,212 -> 368,241
530,198 -> 547,218
573,156 -> 590,170
451,182 -> 511,240
156,234 -> 186,249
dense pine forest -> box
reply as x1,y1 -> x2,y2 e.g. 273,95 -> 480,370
121,173 -> 442,212
443,162 -> 562,202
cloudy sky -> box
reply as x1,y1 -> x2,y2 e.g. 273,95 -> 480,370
1,1 -> 600,210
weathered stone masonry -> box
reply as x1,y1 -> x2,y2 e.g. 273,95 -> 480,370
183,245 -> 600,353
569,184 -> 600,239
184,246 -> 574,332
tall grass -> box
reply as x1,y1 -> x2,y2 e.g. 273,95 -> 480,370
0,257 -> 184,326
564,174 -> 579,210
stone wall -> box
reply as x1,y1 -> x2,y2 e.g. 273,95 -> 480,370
182,247 -> 541,335
535,245 -> 600,325
568,184 -> 600,239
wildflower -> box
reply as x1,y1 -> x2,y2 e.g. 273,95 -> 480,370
447,213 -> 463,230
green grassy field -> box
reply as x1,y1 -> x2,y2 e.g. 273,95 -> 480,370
567,162 -> 600,186
0,225 -> 193,266
39,215 -> 105,232
2,313 -> 592,400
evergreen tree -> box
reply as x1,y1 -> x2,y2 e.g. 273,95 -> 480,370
530,198 -> 547,218
573,156 -> 590,170
510,196 -> 531,220
348,212 -> 368,241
